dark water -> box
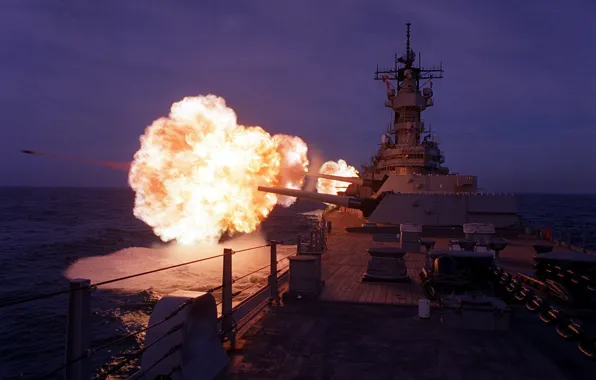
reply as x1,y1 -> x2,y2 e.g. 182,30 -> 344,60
0,188 -> 594,379
517,193 -> 596,248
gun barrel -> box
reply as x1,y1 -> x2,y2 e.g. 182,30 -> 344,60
258,186 -> 356,207
303,172 -> 364,186
258,186 -> 380,217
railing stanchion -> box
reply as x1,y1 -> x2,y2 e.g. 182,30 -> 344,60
297,234 -> 302,255
65,278 -> 91,380
221,248 -> 235,349
268,241 -> 279,304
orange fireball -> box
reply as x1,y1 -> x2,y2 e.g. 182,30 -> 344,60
316,159 -> 359,196
128,95 -> 308,245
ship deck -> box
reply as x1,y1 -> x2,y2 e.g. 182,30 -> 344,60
222,211 -> 596,380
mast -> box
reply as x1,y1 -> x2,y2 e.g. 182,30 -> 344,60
361,23 -> 449,177
374,23 -> 444,147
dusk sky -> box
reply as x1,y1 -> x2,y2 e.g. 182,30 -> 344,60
1,0 -> 594,193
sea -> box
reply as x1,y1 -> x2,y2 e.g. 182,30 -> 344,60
0,188 -> 594,379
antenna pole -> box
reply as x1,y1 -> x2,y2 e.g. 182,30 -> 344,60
406,22 -> 411,57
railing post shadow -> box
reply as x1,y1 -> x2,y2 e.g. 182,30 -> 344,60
221,248 -> 235,349
65,278 -> 91,380
268,241 -> 279,304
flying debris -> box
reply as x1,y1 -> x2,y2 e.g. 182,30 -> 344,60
21,149 -> 131,172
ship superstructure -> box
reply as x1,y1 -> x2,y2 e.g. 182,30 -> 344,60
353,23 -> 478,197
366,22 -> 446,177
260,23 -> 518,229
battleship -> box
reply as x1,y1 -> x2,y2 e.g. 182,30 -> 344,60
17,23 -> 596,380
124,23 -> 596,380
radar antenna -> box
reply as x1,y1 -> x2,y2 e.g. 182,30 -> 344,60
374,23 -> 444,90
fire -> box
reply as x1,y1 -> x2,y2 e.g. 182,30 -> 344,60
273,134 -> 309,207
316,159 -> 359,195
128,95 -> 309,245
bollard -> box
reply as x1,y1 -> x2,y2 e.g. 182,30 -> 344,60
221,248 -> 235,349
268,241 -> 279,303
65,278 -> 91,380
297,234 -> 302,255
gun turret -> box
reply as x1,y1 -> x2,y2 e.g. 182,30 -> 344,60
257,186 -> 379,217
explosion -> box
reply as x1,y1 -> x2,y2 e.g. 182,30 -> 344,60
316,159 -> 359,195
273,134 -> 309,206
128,95 -> 308,245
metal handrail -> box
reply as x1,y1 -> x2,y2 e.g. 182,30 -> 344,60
15,214 -> 330,380
2,243 -> 280,310
61,239 -> 307,379
529,222 -> 595,255
0,253 -> 226,309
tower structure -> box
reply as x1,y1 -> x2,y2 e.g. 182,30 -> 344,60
362,23 -> 447,178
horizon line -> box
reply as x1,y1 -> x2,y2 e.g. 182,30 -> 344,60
0,185 -> 593,196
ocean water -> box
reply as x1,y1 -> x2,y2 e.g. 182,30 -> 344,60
517,193 -> 596,247
0,188 -> 594,379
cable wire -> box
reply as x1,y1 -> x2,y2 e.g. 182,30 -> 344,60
101,323 -> 184,379
232,263 -> 271,284
94,253 -> 225,287
0,253 -> 225,309
232,244 -> 270,254
94,299 -> 192,353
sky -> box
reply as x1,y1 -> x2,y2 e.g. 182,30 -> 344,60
0,0 -> 595,193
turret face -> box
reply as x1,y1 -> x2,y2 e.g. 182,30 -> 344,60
367,23 -> 447,179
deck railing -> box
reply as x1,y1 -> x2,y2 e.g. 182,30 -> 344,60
528,223 -> 595,255
0,217 -> 329,380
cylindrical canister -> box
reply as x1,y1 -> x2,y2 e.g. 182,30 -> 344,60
418,299 -> 430,319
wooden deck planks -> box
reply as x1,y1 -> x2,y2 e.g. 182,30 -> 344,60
223,210 -> 596,380
224,302 -> 572,380
317,210 -> 583,307
319,212 -> 431,305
